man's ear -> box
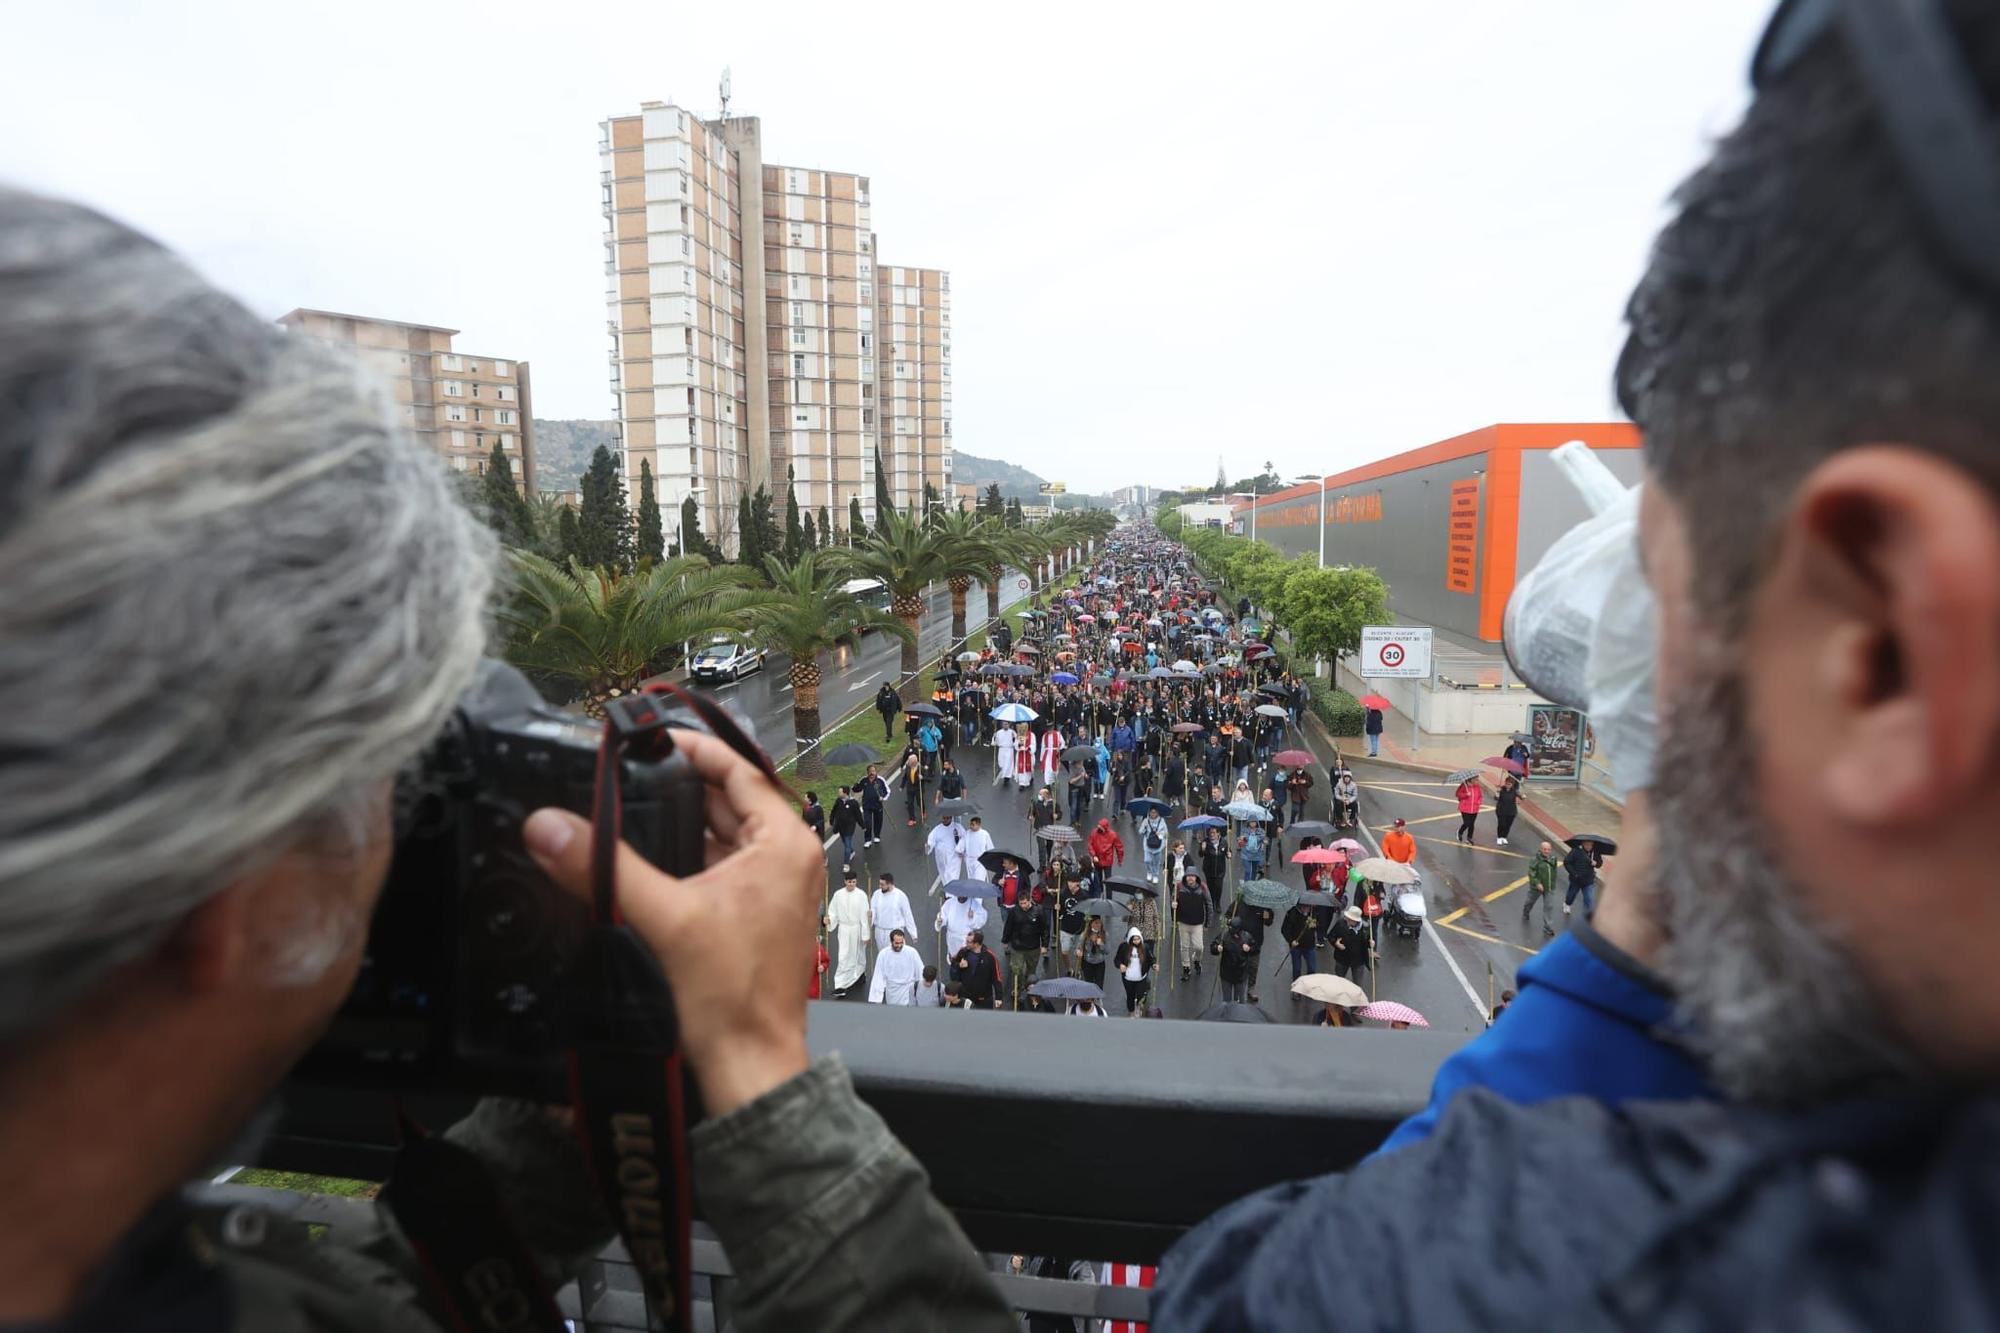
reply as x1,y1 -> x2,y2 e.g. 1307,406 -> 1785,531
167,880 -> 253,994
1787,446 -> 2000,822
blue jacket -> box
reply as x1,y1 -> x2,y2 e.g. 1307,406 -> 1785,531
1374,921 -> 1713,1155
1109,724 -> 1136,754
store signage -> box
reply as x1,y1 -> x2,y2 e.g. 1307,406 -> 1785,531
1446,479 -> 1479,593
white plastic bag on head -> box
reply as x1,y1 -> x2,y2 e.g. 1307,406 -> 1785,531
1502,443 -> 1658,794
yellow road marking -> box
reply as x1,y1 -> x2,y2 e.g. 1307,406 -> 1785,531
1433,876 -> 1527,927
1413,834 -> 1525,859
1398,811 -> 1462,827
1360,786 -> 1456,805
1437,919 -> 1539,956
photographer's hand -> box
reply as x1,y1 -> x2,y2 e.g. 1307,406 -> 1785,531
523,731 -> 821,1117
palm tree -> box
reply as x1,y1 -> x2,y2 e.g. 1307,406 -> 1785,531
1031,515 -> 1084,584
926,510 -> 1029,641
498,551 -> 772,713
980,515 -> 1041,624
752,553 -> 913,778
829,508 -> 1000,678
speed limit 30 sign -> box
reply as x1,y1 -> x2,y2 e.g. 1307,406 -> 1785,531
1360,626 -> 1433,679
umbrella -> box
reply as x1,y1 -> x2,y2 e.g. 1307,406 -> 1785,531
1125,796 -> 1170,818
1444,768 -> 1483,785
1254,704 -> 1289,718
978,849 -> 1034,874
1223,801 -> 1270,821
1105,879 -> 1159,898
1330,838 -> 1366,855
990,703 -> 1039,722
1061,744 -> 1098,764
1051,672 -> 1080,685
1352,857 -> 1419,885
1356,1000 -> 1430,1028
1036,823 -> 1082,843
1146,667 -> 1177,679
1286,820 -> 1336,840
1290,847 -> 1349,865
1172,669 -> 1203,680
1291,974 -> 1369,1006
1274,749 -> 1314,768
1482,755 -> 1527,776
1179,815 -> 1227,830
825,742 -> 881,765
1074,899 -> 1129,919
1145,617 -> 1164,626
1075,613 -> 1096,623
940,878 -> 1001,901
1029,977 -> 1103,1001
1255,685 -> 1289,700
1245,640 -> 1272,654
932,797 -> 979,818
1237,878 -> 1299,911
905,702 -> 945,718
1568,833 -> 1620,856
1298,890 -> 1340,908
1358,694 -> 1393,711
1198,1002 -> 1273,1024
955,651 -> 982,663
1091,673 -> 1115,686
1170,659 -> 1197,672
1171,722 -> 1206,734
1014,642 -> 1042,655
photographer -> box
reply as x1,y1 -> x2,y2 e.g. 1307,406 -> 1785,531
0,189 -> 1009,1331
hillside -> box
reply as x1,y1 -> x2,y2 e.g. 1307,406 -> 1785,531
531,418 -> 619,493
949,450 -> 1048,499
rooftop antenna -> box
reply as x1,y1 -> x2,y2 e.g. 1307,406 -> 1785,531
719,66 -> 732,121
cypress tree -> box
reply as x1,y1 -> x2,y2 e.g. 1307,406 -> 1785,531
849,496 -> 866,544
783,465 -> 805,564
478,444 -> 536,549
750,486 -> 782,568
803,510 -> 818,551
1005,497 -> 1025,528
635,459 -> 665,564
818,504 -> 831,549
677,495 -> 711,560
873,447 -> 895,536
981,483 -> 1005,519
557,505 -> 581,563
737,492 -> 756,566
576,446 -> 632,570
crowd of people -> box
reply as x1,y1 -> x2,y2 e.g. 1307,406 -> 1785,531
817,528 -> 1439,1020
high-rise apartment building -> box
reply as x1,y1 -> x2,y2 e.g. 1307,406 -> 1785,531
601,101 -> 950,550
276,308 -> 536,490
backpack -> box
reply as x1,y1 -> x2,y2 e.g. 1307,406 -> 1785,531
1145,824 -> 1163,852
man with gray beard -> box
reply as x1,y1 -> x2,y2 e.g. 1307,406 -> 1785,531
1155,2 -> 2000,1327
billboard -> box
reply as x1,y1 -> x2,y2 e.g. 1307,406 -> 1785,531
1038,481 -> 1067,495
1526,704 -> 1583,781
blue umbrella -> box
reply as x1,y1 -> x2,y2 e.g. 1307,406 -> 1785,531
1179,814 -> 1227,830
1051,671 -> 1079,685
1223,800 -> 1270,821
990,702 -> 1039,722
1126,796 -> 1170,818
1146,666 -> 1176,679
941,878 -> 1001,901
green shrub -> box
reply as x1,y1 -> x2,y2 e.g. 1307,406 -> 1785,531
1306,676 -> 1364,736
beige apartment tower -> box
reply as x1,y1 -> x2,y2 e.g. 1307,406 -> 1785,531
600,102 -> 950,550
275,309 -> 535,490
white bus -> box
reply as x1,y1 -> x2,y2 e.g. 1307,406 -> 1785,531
840,577 -> 893,628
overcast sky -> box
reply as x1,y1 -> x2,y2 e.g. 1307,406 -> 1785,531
4,2 -> 1770,493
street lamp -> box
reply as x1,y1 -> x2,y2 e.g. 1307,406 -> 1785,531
1294,473 -> 1328,567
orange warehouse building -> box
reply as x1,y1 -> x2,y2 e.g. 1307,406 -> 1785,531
1236,423 -> 1641,644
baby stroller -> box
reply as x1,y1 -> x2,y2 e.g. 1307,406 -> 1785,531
1388,889 -> 1427,939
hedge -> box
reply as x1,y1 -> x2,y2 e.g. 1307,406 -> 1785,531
1306,675 -> 1365,737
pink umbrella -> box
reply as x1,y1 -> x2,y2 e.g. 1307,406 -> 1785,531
1076,613 -> 1096,622
1290,847 -> 1350,865
1356,1001 -> 1429,1028
1482,755 -> 1527,776
1330,838 -> 1366,856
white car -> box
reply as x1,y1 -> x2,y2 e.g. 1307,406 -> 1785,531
689,640 -> 766,683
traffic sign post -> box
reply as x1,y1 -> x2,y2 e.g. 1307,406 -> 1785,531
1359,626 -> 1435,754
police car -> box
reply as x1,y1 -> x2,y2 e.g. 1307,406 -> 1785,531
688,638 -> 766,683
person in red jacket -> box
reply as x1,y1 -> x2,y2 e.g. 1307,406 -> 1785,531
1086,817 -> 1125,896
1456,778 -> 1484,844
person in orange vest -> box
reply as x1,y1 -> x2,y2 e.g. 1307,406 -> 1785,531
1382,817 -> 1418,881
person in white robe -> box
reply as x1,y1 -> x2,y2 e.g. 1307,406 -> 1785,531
925,815 -> 966,887
935,893 -> 989,960
868,930 -> 924,1005
825,874 -> 871,994
871,873 -> 919,954
961,815 -> 996,882
993,725 -> 1018,786
1039,727 -> 1066,786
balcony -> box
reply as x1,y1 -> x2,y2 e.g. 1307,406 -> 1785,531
248,1005 -> 1459,1329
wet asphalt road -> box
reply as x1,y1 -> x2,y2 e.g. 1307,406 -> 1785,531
813,724 -> 1563,1034
693,574 -> 1037,759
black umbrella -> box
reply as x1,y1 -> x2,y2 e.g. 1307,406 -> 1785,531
932,797 -> 979,818
979,848 -> 1034,874
905,702 -> 945,718
1104,878 -> 1159,898
1061,744 -> 1098,764
1287,820 -> 1336,840
1255,686 -> 1290,700
825,742 -> 881,765
1074,899 -> 1129,919
1197,1002 -> 1274,1024
1028,977 -> 1103,1001
1298,891 -> 1339,908
940,878 -> 1001,901
1567,833 -> 1620,856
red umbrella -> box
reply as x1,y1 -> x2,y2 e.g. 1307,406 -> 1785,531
1358,694 -> 1392,711
1274,749 -> 1315,768
1482,755 -> 1527,776
1356,1000 -> 1429,1028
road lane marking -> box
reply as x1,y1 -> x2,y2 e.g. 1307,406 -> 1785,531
1346,812 -> 1488,1024
1397,812 -> 1462,827
1432,875 -> 1528,926
1412,834 -> 1525,859
1437,919 -> 1538,956
1358,785 -> 1456,804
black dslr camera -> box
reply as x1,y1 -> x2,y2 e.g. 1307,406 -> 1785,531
296,660 -> 707,1097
